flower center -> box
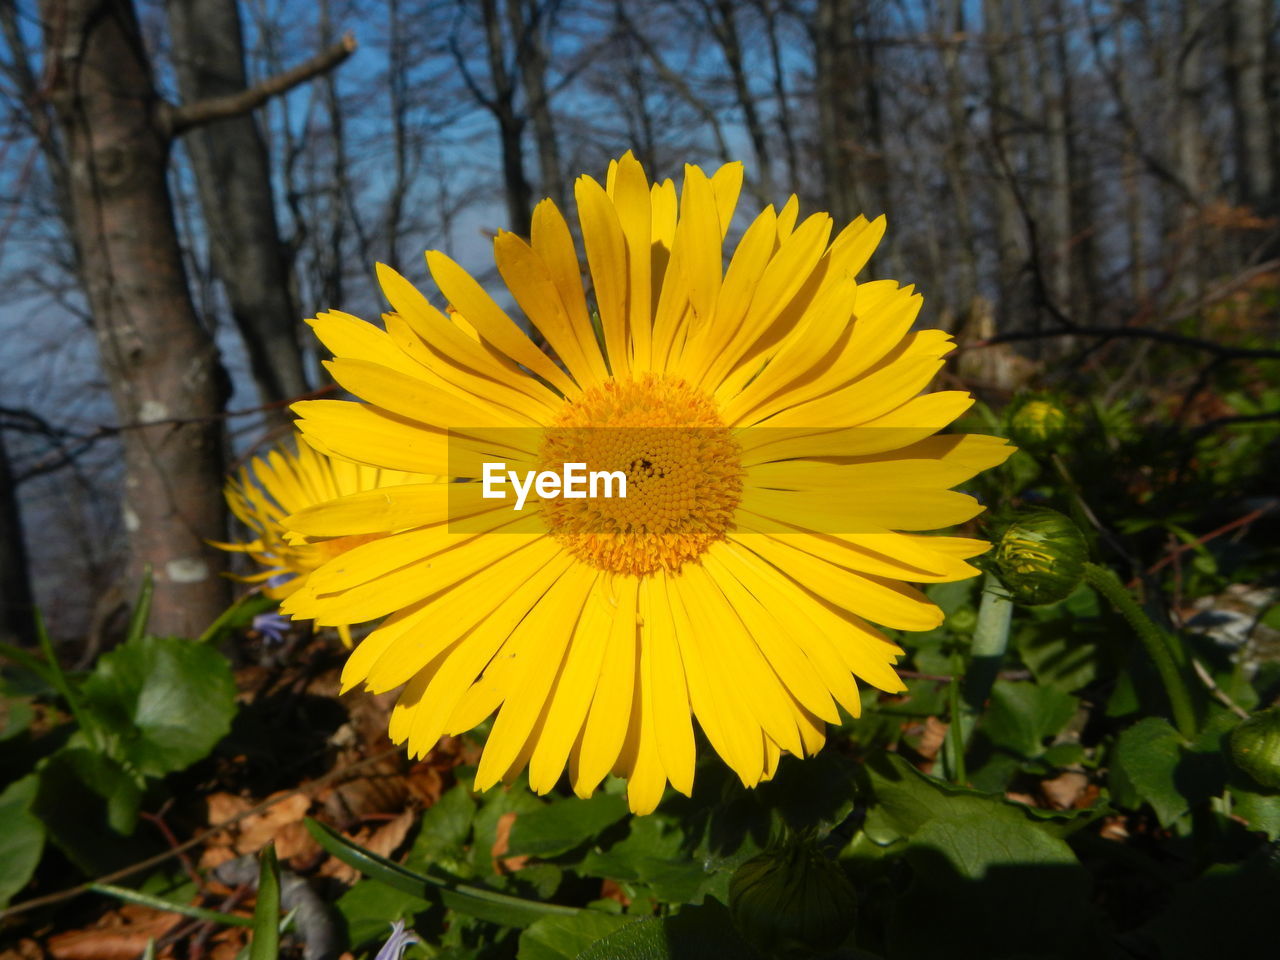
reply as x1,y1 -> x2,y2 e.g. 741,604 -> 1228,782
539,374 -> 743,576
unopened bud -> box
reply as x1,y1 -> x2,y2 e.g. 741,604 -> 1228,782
1230,707 -> 1280,791
728,839 -> 857,957
994,508 -> 1088,605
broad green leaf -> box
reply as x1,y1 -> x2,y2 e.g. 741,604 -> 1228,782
405,783 -> 476,876
0,775 -> 45,907
516,911 -> 634,960
508,792 -> 628,858
249,844 -> 281,960
980,681 -> 1079,758
30,747 -> 143,874
80,635 -> 236,778
577,901 -> 756,960
0,691 -> 34,742
335,880 -> 431,950
863,753 -> 1094,845
1015,623 -> 1099,693
578,815 -> 722,905
305,817 -> 579,927
1228,780 -> 1280,840
40,745 -> 144,833
1105,716 -> 1223,829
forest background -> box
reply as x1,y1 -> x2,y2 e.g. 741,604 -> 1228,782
0,0 -> 1275,645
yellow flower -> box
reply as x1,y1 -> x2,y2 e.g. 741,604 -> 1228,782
283,153 -> 1014,813
214,436 -> 427,647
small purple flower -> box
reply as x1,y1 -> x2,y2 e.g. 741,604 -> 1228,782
252,612 -> 292,645
373,919 -> 420,960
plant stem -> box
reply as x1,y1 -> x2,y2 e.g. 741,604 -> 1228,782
963,573 -> 1014,711
947,654 -> 967,786
1083,562 -> 1197,739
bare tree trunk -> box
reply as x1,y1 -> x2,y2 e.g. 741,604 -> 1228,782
1225,0 -> 1273,215
1032,0 -> 1071,319
1174,0 -> 1207,297
758,0 -> 798,190
814,0 -> 886,225
385,0 -> 410,269
40,0 -> 230,636
508,0 -> 566,212
942,0 -> 977,309
982,0 -> 1024,329
479,0 -> 533,233
0,432 -> 35,645
165,0 -> 309,411
704,0 -> 775,202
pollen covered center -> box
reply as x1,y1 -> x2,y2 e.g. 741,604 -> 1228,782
539,374 -> 743,576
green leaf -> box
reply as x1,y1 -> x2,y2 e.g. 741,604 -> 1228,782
577,901 -> 756,960
1228,780 -> 1280,840
305,817 -> 579,927
1014,623 -> 1099,693
0,775 -> 45,907
88,883 -> 254,927
249,844 -> 281,960
516,911 -> 634,960
80,634 -> 237,778
0,693 -> 34,742
980,681 -> 1079,758
335,880 -> 432,950
405,783 -> 476,876
30,747 -> 145,874
863,753 -> 1093,846
1109,717 -> 1191,826
578,815 -> 721,905
509,793 -> 629,859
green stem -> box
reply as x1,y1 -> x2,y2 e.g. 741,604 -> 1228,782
963,574 -> 1014,711
1083,562 -> 1197,739
947,654 -> 967,786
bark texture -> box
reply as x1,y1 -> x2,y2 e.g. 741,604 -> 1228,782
166,0 -> 308,409
41,0 -> 229,636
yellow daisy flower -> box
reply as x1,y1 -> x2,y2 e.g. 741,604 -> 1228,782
282,153 -> 1014,813
214,436 -> 427,647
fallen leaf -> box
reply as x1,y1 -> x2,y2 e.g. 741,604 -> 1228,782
491,811 -> 529,874
1041,770 -> 1090,810
235,791 -> 312,853
320,809 -> 416,884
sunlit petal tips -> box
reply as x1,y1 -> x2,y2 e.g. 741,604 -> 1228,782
212,435 -> 433,646
287,153 -> 1014,813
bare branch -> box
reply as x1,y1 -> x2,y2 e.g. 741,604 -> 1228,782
163,34 -> 357,138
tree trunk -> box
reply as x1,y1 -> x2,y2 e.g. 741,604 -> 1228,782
0,432 -> 35,645
508,0 -> 566,213
1225,0 -> 1273,215
982,0 -> 1024,329
708,0 -> 775,203
165,0 -> 309,410
40,0 -> 229,637
481,0 -> 533,234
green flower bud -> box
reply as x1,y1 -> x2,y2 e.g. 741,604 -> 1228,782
728,840 -> 857,958
1230,707 -> 1280,791
994,508 -> 1088,605
1006,394 -> 1071,452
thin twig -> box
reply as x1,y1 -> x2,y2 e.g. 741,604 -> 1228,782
0,744 -> 401,921
164,35 -> 357,137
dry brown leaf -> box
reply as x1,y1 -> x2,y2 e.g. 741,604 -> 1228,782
320,809 -> 416,884
915,716 -> 949,762
235,791 -> 312,853
491,811 -> 529,874
1041,770 -> 1090,810
0,939 -> 45,960
46,908 -> 177,960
